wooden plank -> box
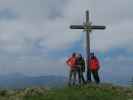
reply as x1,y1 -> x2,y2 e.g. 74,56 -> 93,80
91,26 -> 106,29
70,25 -> 84,29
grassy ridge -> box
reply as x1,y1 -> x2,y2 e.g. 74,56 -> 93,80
25,84 -> 133,100
0,83 -> 133,100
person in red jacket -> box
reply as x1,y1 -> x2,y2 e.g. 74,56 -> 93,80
88,53 -> 100,84
66,52 -> 78,86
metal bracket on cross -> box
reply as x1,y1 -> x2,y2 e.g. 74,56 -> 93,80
83,22 -> 92,32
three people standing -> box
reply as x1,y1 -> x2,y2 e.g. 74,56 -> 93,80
66,52 -> 100,86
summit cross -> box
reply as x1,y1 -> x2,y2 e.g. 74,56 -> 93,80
70,10 -> 106,69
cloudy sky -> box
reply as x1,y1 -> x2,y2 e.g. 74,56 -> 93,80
0,0 -> 132,83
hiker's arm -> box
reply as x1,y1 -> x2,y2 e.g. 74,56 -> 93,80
66,58 -> 70,65
97,59 -> 100,70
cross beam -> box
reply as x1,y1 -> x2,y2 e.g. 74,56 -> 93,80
70,10 -> 106,72
70,25 -> 106,30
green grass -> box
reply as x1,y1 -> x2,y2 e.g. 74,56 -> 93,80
0,83 -> 133,100
23,84 -> 133,100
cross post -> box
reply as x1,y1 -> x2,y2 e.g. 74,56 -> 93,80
70,10 -> 106,79
85,10 -> 90,70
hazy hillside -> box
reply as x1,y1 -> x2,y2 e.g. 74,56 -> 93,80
0,73 -> 67,89
0,72 -> 131,90
0,83 -> 132,100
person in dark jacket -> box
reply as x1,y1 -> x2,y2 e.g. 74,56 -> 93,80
87,53 -> 100,84
76,54 -> 86,84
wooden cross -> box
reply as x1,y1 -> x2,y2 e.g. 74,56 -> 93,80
70,10 -> 106,69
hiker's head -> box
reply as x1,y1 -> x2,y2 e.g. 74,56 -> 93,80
90,52 -> 95,58
76,53 -> 82,59
78,54 -> 82,59
72,52 -> 76,57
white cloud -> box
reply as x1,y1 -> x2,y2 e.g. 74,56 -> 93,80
92,19 -> 133,51
0,53 -> 68,76
0,0 -> 132,77
0,0 -> 132,52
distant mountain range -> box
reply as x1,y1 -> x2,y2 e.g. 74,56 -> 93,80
0,73 -> 130,89
0,73 -> 67,89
